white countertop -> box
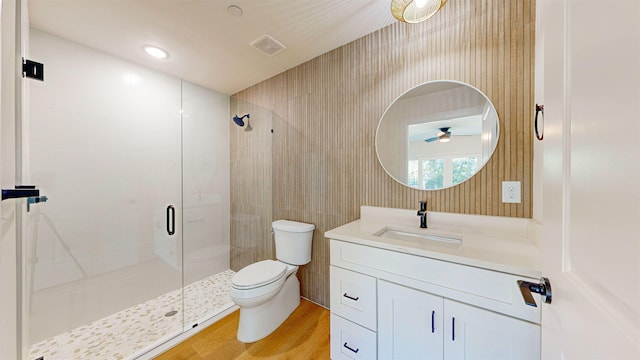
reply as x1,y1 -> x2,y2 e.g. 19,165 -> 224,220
325,206 -> 542,279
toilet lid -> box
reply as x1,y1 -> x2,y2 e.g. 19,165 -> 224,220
232,260 -> 286,289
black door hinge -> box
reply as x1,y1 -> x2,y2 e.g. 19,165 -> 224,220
22,58 -> 44,81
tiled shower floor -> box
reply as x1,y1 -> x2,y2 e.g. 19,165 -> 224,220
27,270 -> 236,360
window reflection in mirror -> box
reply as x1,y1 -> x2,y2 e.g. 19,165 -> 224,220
376,80 -> 499,190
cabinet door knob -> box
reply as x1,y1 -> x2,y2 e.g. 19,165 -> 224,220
452,317 -> 455,341
343,342 -> 359,353
343,293 -> 359,301
431,310 -> 435,333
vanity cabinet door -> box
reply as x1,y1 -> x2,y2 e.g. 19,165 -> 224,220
443,299 -> 540,360
378,280 -> 444,360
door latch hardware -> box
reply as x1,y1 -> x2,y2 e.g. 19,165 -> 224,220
23,58 -> 44,81
27,196 -> 48,212
534,103 -> 544,140
518,277 -> 552,307
2,185 -> 39,201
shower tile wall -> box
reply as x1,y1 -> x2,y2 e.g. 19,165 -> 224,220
231,0 -> 536,306
229,99 -> 274,271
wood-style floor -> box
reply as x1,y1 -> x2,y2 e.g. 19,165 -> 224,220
154,299 -> 330,360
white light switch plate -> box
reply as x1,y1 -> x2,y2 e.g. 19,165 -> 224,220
502,181 -> 521,203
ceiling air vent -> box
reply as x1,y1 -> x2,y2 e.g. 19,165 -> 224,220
250,34 -> 287,57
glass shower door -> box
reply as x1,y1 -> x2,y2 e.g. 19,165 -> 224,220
25,29 -> 184,359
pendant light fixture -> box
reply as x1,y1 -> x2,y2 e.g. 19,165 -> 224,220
391,0 -> 448,23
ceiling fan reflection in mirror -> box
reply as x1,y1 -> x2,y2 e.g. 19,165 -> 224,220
425,127 -> 452,143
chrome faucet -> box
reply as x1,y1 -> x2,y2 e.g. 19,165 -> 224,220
417,200 -> 428,228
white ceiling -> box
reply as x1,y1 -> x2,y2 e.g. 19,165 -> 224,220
28,0 -> 397,95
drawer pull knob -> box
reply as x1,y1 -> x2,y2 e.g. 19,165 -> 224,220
343,293 -> 359,301
343,342 -> 359,353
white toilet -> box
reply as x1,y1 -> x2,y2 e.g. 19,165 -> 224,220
230,219 -> 314,343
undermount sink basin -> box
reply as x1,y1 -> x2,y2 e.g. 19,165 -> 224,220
374,227 -> 463,245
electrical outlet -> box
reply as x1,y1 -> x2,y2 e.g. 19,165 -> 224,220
502,181 -> 521,203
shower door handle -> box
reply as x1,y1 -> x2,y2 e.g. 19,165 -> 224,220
166,205 -> 175,235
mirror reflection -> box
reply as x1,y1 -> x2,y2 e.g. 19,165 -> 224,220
376,80 -> 500,190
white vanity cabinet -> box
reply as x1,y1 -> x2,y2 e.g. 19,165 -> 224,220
378,280 -> 444,359
330,266 -> 378,359
379,280 -> 541,360
329,239 -> 542,360
442,297 -> 540,360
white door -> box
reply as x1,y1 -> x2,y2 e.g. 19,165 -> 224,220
443,299 -> 540,360
378,280 -> 444,360
539,1 -> 640,359
0,2 -> 19,359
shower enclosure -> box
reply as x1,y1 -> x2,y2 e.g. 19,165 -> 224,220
22,28 -> 233,359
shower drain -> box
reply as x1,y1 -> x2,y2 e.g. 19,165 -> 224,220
165,310 -> 178,317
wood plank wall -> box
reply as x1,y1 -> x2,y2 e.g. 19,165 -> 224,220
230,0 -> 536,307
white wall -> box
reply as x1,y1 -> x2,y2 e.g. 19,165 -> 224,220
29,28 -> 184,290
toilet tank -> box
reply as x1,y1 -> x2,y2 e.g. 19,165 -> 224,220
272,220 -> 315,265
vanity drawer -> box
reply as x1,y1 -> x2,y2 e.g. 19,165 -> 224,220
330,266 -> 377,330
330,313 -> 377,360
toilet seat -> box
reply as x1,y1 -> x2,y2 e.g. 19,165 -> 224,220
232,260 -> 286,290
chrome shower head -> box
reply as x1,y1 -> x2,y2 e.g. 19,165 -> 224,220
233,114 -> 250,127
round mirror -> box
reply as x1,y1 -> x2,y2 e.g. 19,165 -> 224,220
375,80 -> 499,190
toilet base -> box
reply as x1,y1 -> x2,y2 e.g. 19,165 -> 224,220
236,273 -> 301,343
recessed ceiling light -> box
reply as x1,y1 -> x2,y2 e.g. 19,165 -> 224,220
142,45 -> 169,59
